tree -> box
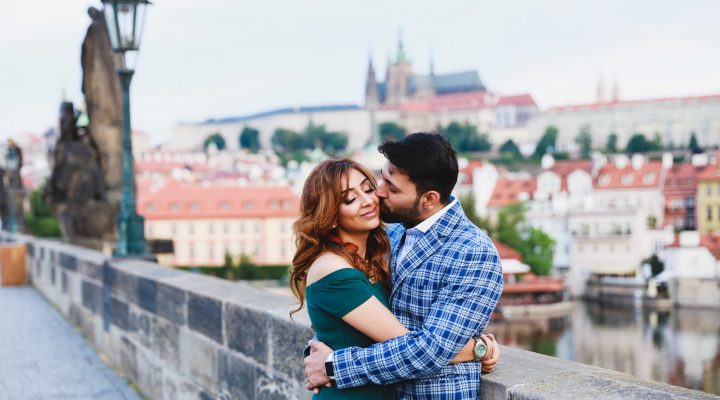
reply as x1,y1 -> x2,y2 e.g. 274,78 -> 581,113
625,133 -> 651,153
606,133 -> 618,153
303,122 -> 347,154
494,203 -> 555,276
533,125 -> 559,159
239,127 -> 260,153
459,193 -> 493,234
498,139 -> 521,158
378,122 -> 406,142
271,128 -> 303,152
650,132 -> 663,151
688,132 -> 702,154
25,187 -> 61,237
574,125 -> 593,159
203,132 -> 226,151
443,122 -> 491,152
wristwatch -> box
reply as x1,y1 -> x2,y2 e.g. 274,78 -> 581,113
473,336 -> 488,361
324,359 -> 335,380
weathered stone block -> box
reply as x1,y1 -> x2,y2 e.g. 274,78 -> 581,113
59,252 -> 77,271
157,282 -> 187,325
270,316 -> 314,383
81,280 -> 102,314
226,304 -> 268,364
81,260 -> 103,281
179,330 -> 218,393
188,294 -> 223,344
120,336 -> 138,382
218,350 -> 255,400
138,276 -> 157,313
255,366 -> 308,400
50,266 -> 56,286
105,264 -> 138,304
136,346 -> 164,400
109,297 -> 130,331
60,270 -> 68,293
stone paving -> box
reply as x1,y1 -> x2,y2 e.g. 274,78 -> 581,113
0,287 -> 141,400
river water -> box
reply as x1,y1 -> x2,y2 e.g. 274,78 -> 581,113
487,301 -> 720,395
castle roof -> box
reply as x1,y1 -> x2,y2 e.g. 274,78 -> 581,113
198,104 -> 361,125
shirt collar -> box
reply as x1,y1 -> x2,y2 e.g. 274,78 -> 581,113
408,197 -> 457,234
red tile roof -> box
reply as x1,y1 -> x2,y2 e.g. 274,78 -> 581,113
700,234 -> 720,260
494,241 -> 522,260
548,94 -> 720,113
458,160 -> 484,186
594,161 -> 664,190
696,163 -> 720,182
488,177 -> 536,207
138,180 -> 299,219
545,160 -> 593,192
135,160 -> 211,173
497,94 -> 536,107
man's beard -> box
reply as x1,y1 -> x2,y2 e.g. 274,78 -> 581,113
380,195 -> 423,227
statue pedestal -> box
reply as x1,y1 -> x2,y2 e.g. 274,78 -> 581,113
0,243 -> 27,286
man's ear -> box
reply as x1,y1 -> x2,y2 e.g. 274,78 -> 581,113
421,191 -> 442,209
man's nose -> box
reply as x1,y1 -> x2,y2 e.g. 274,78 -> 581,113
376,183 -> 388,198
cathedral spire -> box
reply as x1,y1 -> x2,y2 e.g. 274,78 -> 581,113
365,52 -> 380,109
396,29 -> 407,63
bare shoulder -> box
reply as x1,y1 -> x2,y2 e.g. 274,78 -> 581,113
306,253 -> 352,285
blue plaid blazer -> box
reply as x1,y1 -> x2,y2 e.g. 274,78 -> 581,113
332,199 -> 503,399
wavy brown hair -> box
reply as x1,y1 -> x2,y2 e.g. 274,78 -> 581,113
289,159 -> 391,318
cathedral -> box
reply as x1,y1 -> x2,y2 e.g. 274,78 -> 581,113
365,38 -> 487,108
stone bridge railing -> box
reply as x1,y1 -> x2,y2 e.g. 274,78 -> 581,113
6,234 -> 713,400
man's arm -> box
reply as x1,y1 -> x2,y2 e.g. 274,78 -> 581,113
329,244 -> 502,388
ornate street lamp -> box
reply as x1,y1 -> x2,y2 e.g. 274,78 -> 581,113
4,145 -> 20,233
102,0 -> 151,256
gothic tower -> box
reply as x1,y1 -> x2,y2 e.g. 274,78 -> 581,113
365,54 -> 380,109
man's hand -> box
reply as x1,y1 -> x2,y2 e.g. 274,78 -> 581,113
304,340 -> 334,391
479,333 -> 500,373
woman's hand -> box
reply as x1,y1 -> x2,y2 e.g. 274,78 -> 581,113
479,334 -> 500,373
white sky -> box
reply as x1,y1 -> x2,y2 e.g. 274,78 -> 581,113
1,0 -> 719,145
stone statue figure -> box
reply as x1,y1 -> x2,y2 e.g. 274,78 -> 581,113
81,6 -> 124,203
45,102 -> 117,243
44,7 -> 124,248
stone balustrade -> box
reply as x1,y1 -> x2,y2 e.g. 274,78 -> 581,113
7,233 -> 713,400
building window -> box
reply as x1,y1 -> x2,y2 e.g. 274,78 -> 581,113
209,243 -> 214,259
642,173 -> 655,185
190,202 -> 200,212
189,245 -> 194,259
239,222 -> 244,234
244,201 -> 255,210
621,173 -> 633,186
169,202 -> 181,212
219,201 -> 231,211
707,185 -> 712,196
708,206 -> 713,222
171,223 -> 177,235
223,223 -> 229,234
208,223 -> 214,234
255,222 -> 260,234
189,224 -> 194,235
598,175 -> 611,187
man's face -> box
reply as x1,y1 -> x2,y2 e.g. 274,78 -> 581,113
376,161 -> 423,226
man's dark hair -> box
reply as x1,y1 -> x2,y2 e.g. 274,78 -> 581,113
378,132 -> 458,204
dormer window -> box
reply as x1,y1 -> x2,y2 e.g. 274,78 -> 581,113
642,173 -> 655,185
598,174 -> 611,186
621,173 -> 633,186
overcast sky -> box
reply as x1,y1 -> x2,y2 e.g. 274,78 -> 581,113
1,0 -> 718,144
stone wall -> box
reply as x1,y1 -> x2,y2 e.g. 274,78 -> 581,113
10,234 -> 714,400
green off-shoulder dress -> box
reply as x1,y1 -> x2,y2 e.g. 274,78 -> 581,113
305,268 -> 396,399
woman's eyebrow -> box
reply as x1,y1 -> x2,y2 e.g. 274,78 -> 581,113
341,178 -> 370,194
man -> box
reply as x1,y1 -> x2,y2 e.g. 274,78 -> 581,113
305,132 -> 504,398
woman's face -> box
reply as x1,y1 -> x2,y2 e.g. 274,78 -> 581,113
336,168 -> 380,236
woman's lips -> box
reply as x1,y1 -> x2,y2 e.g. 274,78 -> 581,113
361,207 -> 377,218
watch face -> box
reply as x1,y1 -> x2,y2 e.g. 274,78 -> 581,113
475,342 -> 487,359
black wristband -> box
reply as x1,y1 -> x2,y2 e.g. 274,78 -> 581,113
324,360 -> 335,379
303,345 -> 311,358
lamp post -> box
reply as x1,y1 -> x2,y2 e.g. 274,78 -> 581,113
4,145 -> 20,233
101,0 -> 151,256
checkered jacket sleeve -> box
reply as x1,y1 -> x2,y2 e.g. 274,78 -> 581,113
331,242 -> 503,388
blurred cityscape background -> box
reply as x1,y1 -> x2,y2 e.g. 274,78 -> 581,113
1,0 -> 719,396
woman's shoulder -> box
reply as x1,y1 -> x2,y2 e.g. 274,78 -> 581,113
306,253 -> 354,285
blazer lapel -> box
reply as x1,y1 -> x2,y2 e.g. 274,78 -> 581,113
390,228 -> 443,300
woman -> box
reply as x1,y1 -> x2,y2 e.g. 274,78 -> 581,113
289,159 -> 495,399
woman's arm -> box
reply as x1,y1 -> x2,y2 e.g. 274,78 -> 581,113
341,297 -> 476,364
